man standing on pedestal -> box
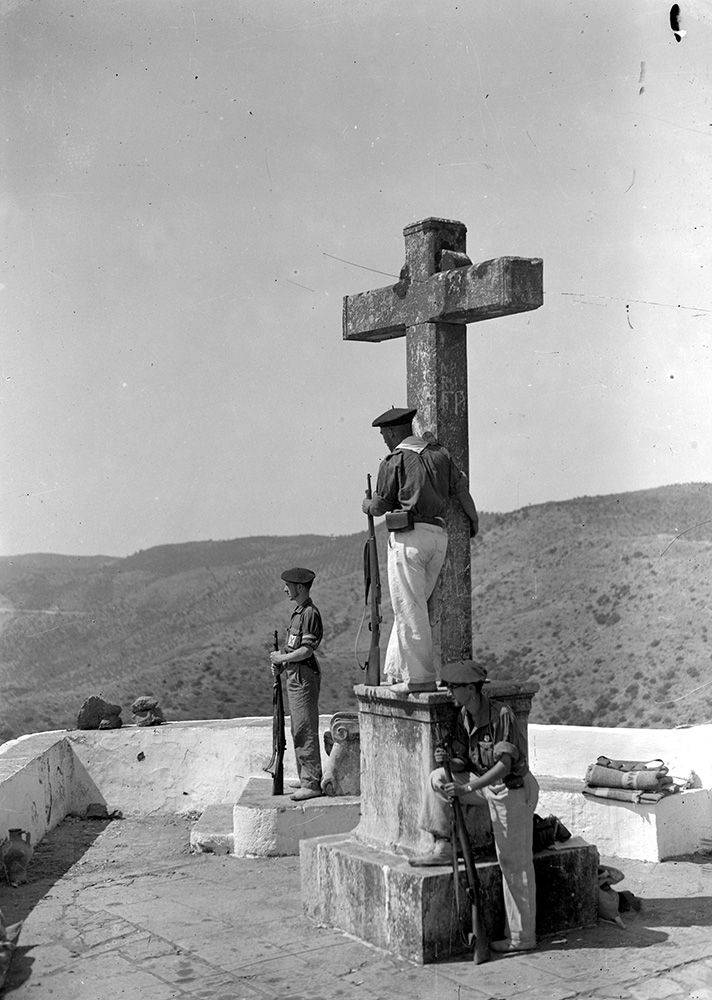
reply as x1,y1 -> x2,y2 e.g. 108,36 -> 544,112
362,407 -> 479,692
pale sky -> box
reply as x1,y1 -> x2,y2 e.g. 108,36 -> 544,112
1,0 -> 711,556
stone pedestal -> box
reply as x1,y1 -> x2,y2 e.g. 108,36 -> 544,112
355,681 -> 538,855
301,682 -> 599,963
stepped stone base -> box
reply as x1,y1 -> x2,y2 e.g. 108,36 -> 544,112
301,833 -> 598,965
233,777 -> 361,857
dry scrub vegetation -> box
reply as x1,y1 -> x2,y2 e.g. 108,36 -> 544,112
0,483 -> 710,742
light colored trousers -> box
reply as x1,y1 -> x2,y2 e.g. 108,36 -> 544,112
383,523 -> 448,685
420,767 -> 540,948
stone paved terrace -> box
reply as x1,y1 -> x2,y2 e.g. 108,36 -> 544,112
1,814 -> 711,999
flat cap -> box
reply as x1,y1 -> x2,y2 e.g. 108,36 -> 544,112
280,567 -> 316,585
441,660 -> 489,684
371,406 -> 417,428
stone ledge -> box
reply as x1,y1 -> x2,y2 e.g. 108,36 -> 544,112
190,803 -> 235,855
233,777 -> 360,857
301,833 -> 598,964
537,779 -> 712,861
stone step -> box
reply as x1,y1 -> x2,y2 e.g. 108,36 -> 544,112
301,833 -> 598,965
189,803 -> 235,855
537,777 -> 711,861
233,777 -> 361,857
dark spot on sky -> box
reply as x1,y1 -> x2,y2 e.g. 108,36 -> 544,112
670,4 -> 684,42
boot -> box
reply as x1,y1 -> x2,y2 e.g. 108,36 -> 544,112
408,837 -> 452,866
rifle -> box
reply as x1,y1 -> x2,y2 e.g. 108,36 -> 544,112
436,724 -> 490,964
362,473 -> 381,685
263,630 -> 286,795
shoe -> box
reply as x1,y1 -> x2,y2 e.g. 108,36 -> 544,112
408,839 -> 452,866
490,939 -> 536,954
290,787 -> 323,802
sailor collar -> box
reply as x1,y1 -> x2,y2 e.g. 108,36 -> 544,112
395,435 -> 429,455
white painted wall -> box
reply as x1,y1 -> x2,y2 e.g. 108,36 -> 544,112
529,723 -> 712,787
1,718 -> 710,861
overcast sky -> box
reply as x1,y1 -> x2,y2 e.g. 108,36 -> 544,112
1,0 -> 711,556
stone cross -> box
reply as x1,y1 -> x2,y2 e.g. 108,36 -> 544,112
344,217 -> 543,667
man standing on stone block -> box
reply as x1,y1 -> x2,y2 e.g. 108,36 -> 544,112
410,660 -> 539,955
362,406 -> 479,692
270,567 -> 323,801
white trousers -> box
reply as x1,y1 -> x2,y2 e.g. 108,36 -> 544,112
420,767 -> 539,948
383,523 -> 448,686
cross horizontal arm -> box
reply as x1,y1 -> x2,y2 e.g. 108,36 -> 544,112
343,256 -> 543,343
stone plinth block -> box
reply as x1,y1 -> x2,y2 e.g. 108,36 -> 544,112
301,834 -> 598,965
232,777 -> 360,857
353,682 -> 538,855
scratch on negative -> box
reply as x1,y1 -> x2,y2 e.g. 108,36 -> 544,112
660,519 -> 712,557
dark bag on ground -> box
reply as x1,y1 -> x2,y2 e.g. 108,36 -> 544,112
532,814 -> 572,853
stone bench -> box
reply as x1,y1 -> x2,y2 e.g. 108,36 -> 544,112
536,775 -> 712,862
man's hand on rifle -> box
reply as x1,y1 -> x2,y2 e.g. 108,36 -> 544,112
443,779 -> 477,800
361,497 -> 372,515
269,651 -> 285,676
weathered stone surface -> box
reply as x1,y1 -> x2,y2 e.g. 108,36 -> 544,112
77,696 -> 122,731
131,696 -> 165,726
353,683 -> 538,855
343,257 -> 544,342
301,834 -> 598,964
131,697 -> 158,714
321,712 -> 360,797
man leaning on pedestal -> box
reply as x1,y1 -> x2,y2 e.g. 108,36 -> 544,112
410,660 -> 539,954
361,406 -> 479,692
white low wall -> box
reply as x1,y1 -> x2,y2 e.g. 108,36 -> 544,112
0,716 -> 333,830
1,718 -> 710,860
529,722 -> 712,787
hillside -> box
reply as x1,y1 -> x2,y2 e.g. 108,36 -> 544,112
0,483 -> 710,742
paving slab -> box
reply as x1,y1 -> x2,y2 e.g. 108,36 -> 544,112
0,815 -> 711,999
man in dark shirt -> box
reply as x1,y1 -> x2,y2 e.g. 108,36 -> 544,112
270,567 -> 323,800
361,407 -> 479,691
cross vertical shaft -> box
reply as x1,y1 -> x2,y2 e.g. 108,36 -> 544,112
404,219 -> 472,666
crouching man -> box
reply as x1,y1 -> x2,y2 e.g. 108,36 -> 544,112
409,660 -> 540,954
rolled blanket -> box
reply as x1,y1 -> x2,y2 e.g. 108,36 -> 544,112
583,787 -> 667,804
586,763 -> 666,790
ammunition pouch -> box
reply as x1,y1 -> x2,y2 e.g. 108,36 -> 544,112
385,510 -> 414,533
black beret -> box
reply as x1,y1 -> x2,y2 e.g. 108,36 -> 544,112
280,567 -> 316,585
440,660 -> 489,684
371,406 -> 417,428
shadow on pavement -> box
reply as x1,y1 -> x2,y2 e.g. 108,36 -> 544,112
0,818 -> 112,927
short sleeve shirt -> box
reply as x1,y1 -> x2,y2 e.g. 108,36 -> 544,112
451,700 -> 530,787
285,599 -> 323,665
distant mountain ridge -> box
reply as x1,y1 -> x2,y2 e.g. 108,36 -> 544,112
1,483 -> 710,743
